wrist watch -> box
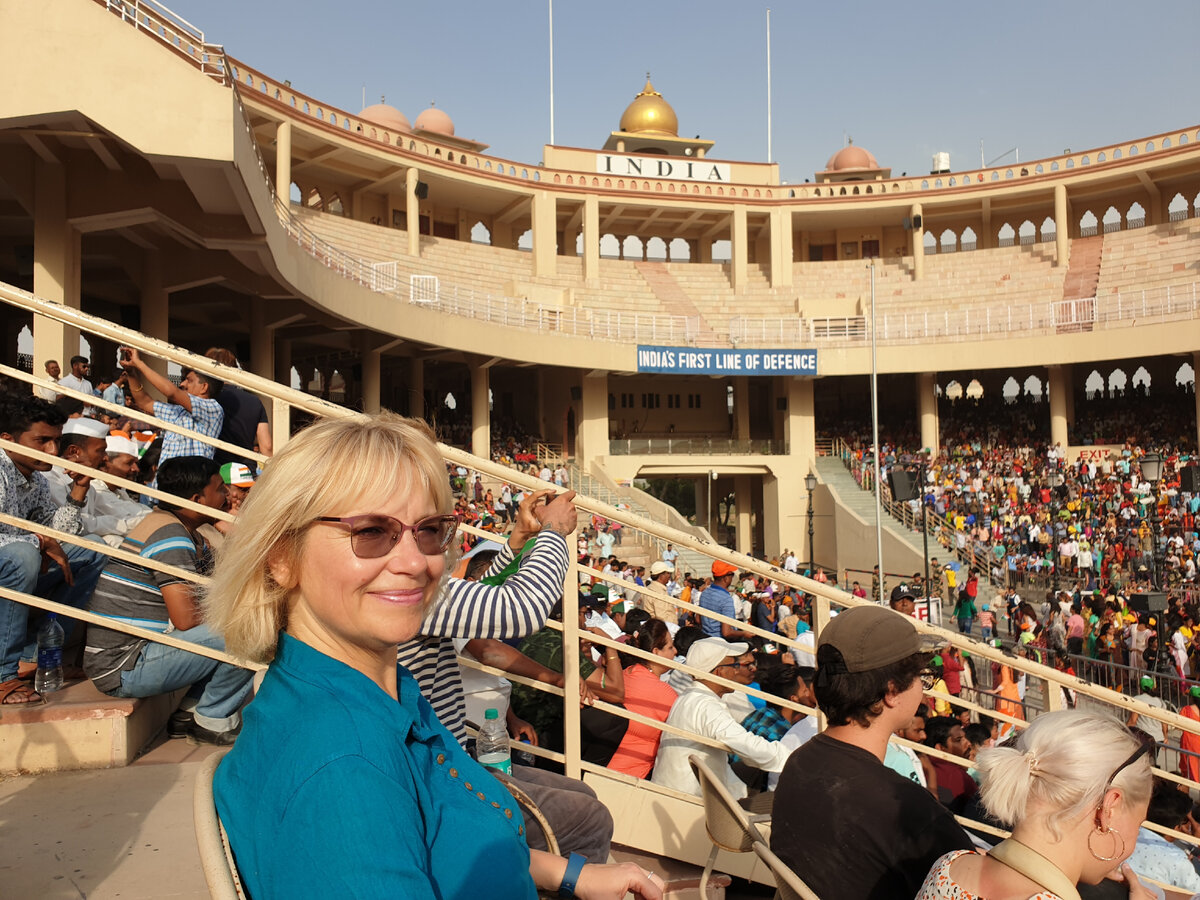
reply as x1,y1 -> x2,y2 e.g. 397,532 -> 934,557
558,852 -> 586,898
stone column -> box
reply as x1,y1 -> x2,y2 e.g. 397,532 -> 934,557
583,195 -> 600,282
274,338 -> 292,388
1054,183 -> 1069,267
1194,352 -> 1200,455
139,252 -> 169,378
734,475 -> 753,555
33,161 -> 80,369
577,372 -> 609,470
1048,364 -> 1070,450
762,377 -> 816,559
409,356 -> 425,419
360,334 -> 381,415
531,191 -> 557,277
733,377 -> 750,442
275,121 -> 292,201
249,298 -> 273,380
697,239 -> 713,264
769,207 -> 793,288
917,371 -> 939,453
910,202 -> 924,280
471,362 -> 490,460
731,205 -> 748,291
406,168 -> 420,257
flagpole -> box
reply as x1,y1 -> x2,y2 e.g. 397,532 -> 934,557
766,9 -> 773,162
548,0 -> 556,146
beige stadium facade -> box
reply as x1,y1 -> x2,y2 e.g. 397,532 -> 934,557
1,0 -> 1199,562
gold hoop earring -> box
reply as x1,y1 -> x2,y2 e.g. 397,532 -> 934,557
1087,825 -> 1125,862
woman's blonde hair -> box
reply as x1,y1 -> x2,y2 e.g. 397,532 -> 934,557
977,710 -> 1152,839
202,412 -> 454,662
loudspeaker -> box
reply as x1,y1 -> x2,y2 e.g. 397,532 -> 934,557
912,214 -> 922,229
1128,592 -> 1168,614
1182,466 -> 1200,494
888,469 -> 917,502
414,181 -> 429,200
570,386 -> 582,402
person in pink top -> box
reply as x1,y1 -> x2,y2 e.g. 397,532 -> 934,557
607,618 -> 678,778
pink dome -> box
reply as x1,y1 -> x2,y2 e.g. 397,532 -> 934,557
359,103 -> 411,133
414,104 -> 455,137
825,145 -> 880,171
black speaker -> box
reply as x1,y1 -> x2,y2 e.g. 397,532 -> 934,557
1182,466 -> 1200,494
912,214 -> 922,230
888,469 -> 917,502
1128,592 -> 1168,614
414,181 -> 429,200
570,386 -> 582,402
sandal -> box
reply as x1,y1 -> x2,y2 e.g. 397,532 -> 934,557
0,678 -> 44,706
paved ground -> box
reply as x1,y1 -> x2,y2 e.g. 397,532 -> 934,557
0,735 -> 221,899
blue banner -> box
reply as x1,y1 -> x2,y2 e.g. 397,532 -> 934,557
636,345 -> 817,376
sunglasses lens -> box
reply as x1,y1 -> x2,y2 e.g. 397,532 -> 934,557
349,517 -> 399,558
415,516 -> 456,554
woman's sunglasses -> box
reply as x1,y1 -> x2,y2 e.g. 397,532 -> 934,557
315,514 -> 459,558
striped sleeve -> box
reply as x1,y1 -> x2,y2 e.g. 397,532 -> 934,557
419,530 -> 569,641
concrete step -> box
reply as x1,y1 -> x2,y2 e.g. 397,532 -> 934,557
0,678 -> 184,775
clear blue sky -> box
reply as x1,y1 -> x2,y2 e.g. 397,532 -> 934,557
171,1 -> 1198,184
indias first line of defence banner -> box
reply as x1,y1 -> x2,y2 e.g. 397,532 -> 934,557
636,346 -> 817,375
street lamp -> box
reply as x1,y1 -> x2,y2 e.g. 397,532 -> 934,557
1141,453 -> 1164,589
805,470 -> 817,573
1049,471 -> 1064,593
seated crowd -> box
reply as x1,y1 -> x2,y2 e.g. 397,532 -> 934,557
8,357 -> 1200,896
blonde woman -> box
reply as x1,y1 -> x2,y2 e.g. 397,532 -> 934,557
204,414 -> 662,900
916,711 -> 1154,900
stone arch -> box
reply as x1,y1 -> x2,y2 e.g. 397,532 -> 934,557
622,235 -> 645,260
289,367 -> 302,390
470,221 -> 491,245
1040,217 -> 1056,242
599,234 -> 621,258
1002,376 -> 1021,403
444,391 -> 458,411
965,378 -> 984,399
1079,210 -> 1099,237
1168,192 -> 1189,221
1109,368 -> 1127,395
1112,148 -> 1122,160
289,181 -> 302,204
961,226 -> 977,251
1102,206 -> 1122,234
997,223 -> 1016,247
944,380 -> 963,400
305,186 -> 323,210
1023,374 -> 1043,399
645,236 -> 668,260
668,238 -> 690,261
939,228 -> 957,253
923,231 -> 937,253
1177,361 -> 1196,389
1018,220 -> 1036,245
1097,151 -> 1106,162
1131,366 -> 1151,395
327,193 -> 345,216
1126,201 -> 1146,228
1084,369 -> 1105,399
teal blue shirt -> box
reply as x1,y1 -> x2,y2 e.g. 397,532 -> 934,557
214,633 -> 535,899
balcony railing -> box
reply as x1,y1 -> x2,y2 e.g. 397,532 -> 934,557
608,437 -> 788,456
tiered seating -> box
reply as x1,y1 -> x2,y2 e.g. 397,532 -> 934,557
1095,217 -> 1200,297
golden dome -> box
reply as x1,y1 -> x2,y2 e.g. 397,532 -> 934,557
618,78 -> 678,136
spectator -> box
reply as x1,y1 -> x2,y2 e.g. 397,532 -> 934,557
651,637 -> 790,799
1127,779 -> 1200,893
923,716 -> 978,814
772,606 -> 971,899
607,618 -> 678,779
697,560 -> 755,640
120,347 -> 223,464
205,348 -> 272,472
35,359 -> 60,402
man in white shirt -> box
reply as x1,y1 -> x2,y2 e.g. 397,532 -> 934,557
46,420 -> 148,547
651,637 -> 790,799
783,550 -> 798,573
661,543 -> 678,567
57,355 -> 96,415
35,360 -> 60,402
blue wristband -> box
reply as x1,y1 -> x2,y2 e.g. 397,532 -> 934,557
558,852 -> 586,898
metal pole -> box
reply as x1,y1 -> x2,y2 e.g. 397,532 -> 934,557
547,0 -> 555,146
921,460 -> 931,592
807,491 -> 815,574
869,263 -> 884,601
765,8 -> 773,163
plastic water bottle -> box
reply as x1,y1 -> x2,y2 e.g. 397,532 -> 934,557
35,613 -> 65,694
475,708 -> 512,775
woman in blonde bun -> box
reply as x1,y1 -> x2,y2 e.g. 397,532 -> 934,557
916,710 -> 1154,900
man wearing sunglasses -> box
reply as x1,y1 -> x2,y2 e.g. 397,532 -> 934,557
650,637 -> 791,800
772,605 -> 971,900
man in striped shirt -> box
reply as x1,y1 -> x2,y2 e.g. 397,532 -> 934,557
398,487 -> 614,862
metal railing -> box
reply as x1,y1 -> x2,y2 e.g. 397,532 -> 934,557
98,0 -> 227,82
7,277 -> 1200,886
608,437 -> 788,456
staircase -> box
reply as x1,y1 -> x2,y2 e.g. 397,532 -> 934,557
813,458 -> 927,560
1057,235 -> 1103,334
634,261 -> 719,343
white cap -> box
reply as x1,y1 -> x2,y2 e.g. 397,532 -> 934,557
105,434 -> 139,457
62,417 -> 110,438
685,638 -> 750,674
